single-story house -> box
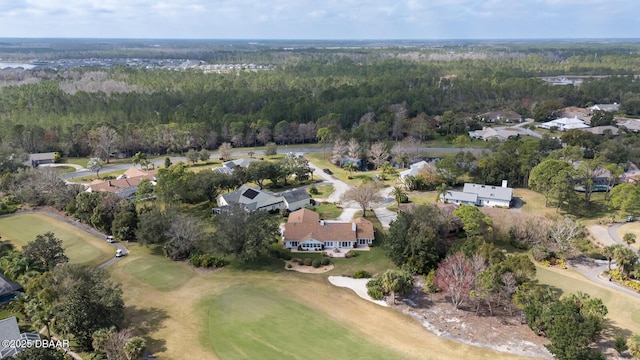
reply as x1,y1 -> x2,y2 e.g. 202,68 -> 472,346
278,188 -> 312,211
86,167 -> 157,199
478,111 -> 522,123
469,127 -> 519,141
538,117 -> 590,131
442,182 -> 513,208
399,161 -> 434,180
26,152 -> 56,167
559,106 -> 590,120
216,184 -> 285,212
617,118 -> 640,133
589,103 -> 620,112
213,158 -> 259,175
282,208 -> 375,250
579,125 -> 619,136
0,317 -> 41,359
0,273 -> 22,305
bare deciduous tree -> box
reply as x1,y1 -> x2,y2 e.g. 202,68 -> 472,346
368,141 -> 389,170
391,137 -> 420,167
548,217 -> 584,257
347,138 -> 361,161
90,126 -> 119,163
340,181 -> 383,217
164,214 -> 205,261
218,142 -> 233,160
330,138 -> 348,166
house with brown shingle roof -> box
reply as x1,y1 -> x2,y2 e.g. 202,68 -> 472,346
282,209 -> 374,251
86,167 -> 156,198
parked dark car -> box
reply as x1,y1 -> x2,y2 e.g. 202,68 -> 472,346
322,168 -> 333,175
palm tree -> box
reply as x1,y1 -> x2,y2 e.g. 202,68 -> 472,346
379,161 -> 395,180
87,157 -> 103,178
342,161 -> 357,178
124,337 -> 147,360
629,334 -> 640,358
390,185 -> 407,207
436,183 -> 449,203
132,152 -> 148,170
602,244 -> 621,271
26,298 -> 54,340
623,232 -> 637,246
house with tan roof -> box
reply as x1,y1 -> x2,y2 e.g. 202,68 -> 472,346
282,209 -> 375,251
478,111 -> 522,123
86,167 -> 156,198
469,127 -> 519,141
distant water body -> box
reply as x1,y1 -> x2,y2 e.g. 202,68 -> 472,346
0,62 -> 36,69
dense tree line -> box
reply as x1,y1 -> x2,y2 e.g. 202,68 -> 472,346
2,50 -> 640,157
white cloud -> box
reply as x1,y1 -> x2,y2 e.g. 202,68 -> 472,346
0,0 -> 638,38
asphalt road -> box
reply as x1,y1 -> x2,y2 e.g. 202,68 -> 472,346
62,146 -> 481,180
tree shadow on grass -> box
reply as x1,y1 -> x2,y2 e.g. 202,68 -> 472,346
228,256 -> 286,273
125,306 -> 169,354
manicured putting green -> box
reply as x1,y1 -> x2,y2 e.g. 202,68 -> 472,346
199,285 -> 405,360
121,257 -> 194,291
0,213 -> 113,267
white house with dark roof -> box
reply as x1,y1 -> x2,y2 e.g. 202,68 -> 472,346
442,182 -> 513,208
216,184 -> 285,212
278,188 -> 312,211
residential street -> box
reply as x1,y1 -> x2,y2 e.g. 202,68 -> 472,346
61,146 -> 479,181
571,224 -> 640,300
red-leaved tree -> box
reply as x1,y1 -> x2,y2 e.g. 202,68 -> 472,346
435,252 -> 476,309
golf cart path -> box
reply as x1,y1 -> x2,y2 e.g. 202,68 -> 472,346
1,209 -> 128,269
570,224 -> 640,300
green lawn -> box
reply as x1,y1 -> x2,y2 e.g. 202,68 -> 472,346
0,213 -> 114,267
313,184 -> 334,198
308,202 -> 342,220
199,285 -> 405,360
536,264 -> 640,335
615,223 -> 640,251
306,152 -> 400,186
70,169 -> 126,182
120,255 -> 195,291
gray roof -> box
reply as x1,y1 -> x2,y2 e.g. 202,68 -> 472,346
224,158 -> 259,169
0,316 -> 41,359
0,317 -> 21,356
443,191 -> 478,203
218,184 -> 284,210
28,152 -> 56,161
463,183 -> 513,202
279,188 -> 311,204
580,125 -> 619,136
212,166 -> 233,175
0,273 -> 21,297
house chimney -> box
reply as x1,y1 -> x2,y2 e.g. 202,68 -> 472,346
352,223 -> 356,232
502,180 -> 508,188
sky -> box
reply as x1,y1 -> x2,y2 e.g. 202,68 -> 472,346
1,0 -> 639,39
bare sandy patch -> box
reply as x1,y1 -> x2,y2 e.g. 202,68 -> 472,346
328,276 -> 388,307
284,260 -> 334,273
